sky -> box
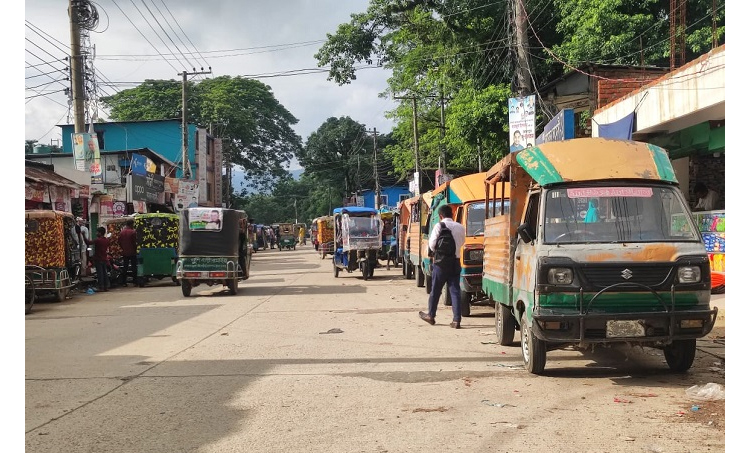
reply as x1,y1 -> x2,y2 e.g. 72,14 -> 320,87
24,0 -> 397,170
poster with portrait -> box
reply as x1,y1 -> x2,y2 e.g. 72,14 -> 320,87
174,180 -> 200,211
188,208 -> 223,231
508,95 -> 536,153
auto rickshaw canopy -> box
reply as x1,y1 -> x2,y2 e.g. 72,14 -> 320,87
485,138 -> 678,187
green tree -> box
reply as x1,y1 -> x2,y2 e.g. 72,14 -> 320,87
25,140 -> 38,154
101,76 -> 303,188
298,116 -> 374,198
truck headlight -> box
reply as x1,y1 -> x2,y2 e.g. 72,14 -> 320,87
547,268 -> 573,285
678,266 -> 701,283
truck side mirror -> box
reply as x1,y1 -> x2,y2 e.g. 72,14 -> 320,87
518,223 -> 534,244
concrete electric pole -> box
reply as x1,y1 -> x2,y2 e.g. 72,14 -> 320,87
180,69 -> 212,179
512,0 -> 532,96
68,0 -> 85,133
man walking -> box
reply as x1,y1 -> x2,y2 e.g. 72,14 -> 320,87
118,219 -> 138,286
419,205 -> 466,328
77,218 -> 90,276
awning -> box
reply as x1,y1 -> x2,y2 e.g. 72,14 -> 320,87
25,164 -> 81,189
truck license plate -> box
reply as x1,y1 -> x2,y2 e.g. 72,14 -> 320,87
606,320 -> 645,338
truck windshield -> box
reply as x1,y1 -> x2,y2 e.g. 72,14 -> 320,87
543,186 -> 700,244
466,200 -> 509,236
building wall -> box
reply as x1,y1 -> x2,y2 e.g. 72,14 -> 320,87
595,70 -> 668,108
363,186 -> 411,209
59,121 -> 198,178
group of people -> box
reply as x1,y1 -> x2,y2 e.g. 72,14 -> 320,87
71,218 -> 139,293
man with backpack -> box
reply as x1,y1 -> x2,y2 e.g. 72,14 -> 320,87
419,204 -> 466,328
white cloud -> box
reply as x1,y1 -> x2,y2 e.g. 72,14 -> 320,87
25,0 -> 396,145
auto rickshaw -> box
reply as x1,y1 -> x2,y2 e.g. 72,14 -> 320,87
316,216 -> 334,259
176,208 -> 249,297
133,213 -> 180,287
378,210 -> 396,262
25,210 -> 80,302
278,223 -> 296,250
310,218 -> 320,251
332,207 -> 382,280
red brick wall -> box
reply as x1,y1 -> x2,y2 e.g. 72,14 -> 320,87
596,69 -> 667,109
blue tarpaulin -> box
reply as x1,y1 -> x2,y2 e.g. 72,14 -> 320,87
598,112 -> 635,140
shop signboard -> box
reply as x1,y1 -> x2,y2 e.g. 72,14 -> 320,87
112,201 -> 127,217
130,173 -> 165,203
536,108 -> 575,145
25,182 -> 46,202
508,95 -> 536,153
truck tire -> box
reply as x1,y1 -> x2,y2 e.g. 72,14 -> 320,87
425,273 -> 432,294
664,339 -> 696,372
417,266 -> 425,287
495,301 -> 516,346
521,315 -> 546,374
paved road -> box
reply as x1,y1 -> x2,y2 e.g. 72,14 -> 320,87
26,246 -> 726,452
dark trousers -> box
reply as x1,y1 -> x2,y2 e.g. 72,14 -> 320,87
427,261 -> 461,322
94,261 -> 110,290
122,255 -> 137,284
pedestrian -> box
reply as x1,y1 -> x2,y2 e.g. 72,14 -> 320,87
694,182 -> 720,211
85,227 -> 110,292
118,219 -> 138,286
298,225 -> 306,246
77,218 -> 90,276
419,204 -> 466,328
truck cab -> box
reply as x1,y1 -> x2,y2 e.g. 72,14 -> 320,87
482,138 -> 717,374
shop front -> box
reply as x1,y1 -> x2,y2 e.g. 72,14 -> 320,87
592,45 -> 725,291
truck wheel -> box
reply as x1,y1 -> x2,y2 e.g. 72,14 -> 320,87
460,291 -> 471,317
521,315 -> 546,374
401,259 -> 406,276
406,263 -> 414,280
181,280 -> 192,297
495,302 -> 516,346
425,273 -> 432,294
417,266 -> 425,287
664,339 -> 696,372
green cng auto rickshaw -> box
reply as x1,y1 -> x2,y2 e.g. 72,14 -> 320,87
176,208 -> 249,296
278,223 -> 296,250
134,213 -> 180,287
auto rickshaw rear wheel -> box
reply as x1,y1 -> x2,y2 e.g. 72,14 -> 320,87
137,276 -> 146,288
362,261 -> 370,281
181,280 -> 192,297
227,279 -> 238,295
54,287 -> 68,302
459,291 -> 471,317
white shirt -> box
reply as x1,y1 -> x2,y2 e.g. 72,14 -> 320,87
428,217 -> 466,259
79,225 -> 90,251
695,189 -> 719,211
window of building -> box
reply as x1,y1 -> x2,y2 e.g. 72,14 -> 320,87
379,195 -> 388,206
94,130 -> 105,150
207,182 -> 212,201
399,194 -> 409,202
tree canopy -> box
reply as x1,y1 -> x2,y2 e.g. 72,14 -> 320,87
101,76 -> 303,188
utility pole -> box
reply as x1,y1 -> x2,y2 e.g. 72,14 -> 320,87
477,138 -> 483,172
512,0 -> 532,96
370,127 -> 380,210
180,69 -> 212,179
294,198 -> 298,224
439,85 -> 446,175
68,0 -> 85,133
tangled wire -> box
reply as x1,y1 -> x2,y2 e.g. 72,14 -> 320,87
73,0 -> 99,31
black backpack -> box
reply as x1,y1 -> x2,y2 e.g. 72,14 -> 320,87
433,222 -> 456,268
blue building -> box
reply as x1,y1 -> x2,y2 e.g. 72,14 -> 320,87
58,119 -> 197,179
361,186 -> 411,211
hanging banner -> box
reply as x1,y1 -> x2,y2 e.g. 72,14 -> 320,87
73,132 -> 103,182
508,95 -> 536,153
130,173 -> 165,203
112,201 -> 127,217
25,182 -> 46,202
174,180 -> 200,211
